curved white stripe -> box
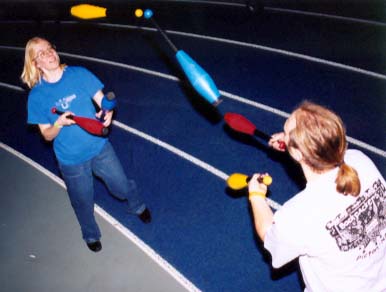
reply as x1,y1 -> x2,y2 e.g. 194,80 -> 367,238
113,121 -> 229,179
93,206 -> 201,292
220,91 -> 290,118
0,142 -> 65,187
136,1 -> 386,27
112,120 -> 283,210
94,24 -> 386,81
0,3 -> 383,27
59,53 -> 386,158
0,141 -> 201,292
266,7 -> 386,27
160,29 -> 386,81
0,82 -> 24,92
0,52 -> 384,158
172,0 -> 245,7
347,137 -> 386,157
60,51 -> 179,81
0,45 -> 24,51
2,24 -> 386,81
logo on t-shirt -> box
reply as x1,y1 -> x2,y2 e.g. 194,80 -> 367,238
56,94 -> 76,110
325,179 -> 386,259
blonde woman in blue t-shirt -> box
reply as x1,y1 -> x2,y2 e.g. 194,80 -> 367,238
21,37 -> 151,252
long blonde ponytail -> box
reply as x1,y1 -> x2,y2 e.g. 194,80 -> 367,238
289,101 -> 360,196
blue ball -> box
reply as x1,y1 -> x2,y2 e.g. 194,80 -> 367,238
144,9 -> 153,19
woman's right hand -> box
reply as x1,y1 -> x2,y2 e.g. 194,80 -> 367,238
56,111 -> 76,127
248,173 -> 268,198
268,132 -> 286,152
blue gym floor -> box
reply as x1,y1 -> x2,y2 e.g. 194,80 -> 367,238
0,1 -> 385,291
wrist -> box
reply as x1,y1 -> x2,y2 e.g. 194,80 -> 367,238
54,121 -> 63,129
249,191 -> 266,200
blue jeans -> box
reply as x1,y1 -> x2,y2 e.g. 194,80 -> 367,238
59,141 -> 146,243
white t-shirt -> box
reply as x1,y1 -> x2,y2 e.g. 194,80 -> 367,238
264,150 -> 386,292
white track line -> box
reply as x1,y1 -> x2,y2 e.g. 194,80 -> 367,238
143,1 -> 386,27
112,121 -> 282,210
170,0 -> 245,7
2,77 -> 384,202
1,4 -> 384,27
1,50 -> 383,158
0,81 -> 25,92
265,7 -> 386,27
1,10 -> 382,286
94,24 -> 386,81
220,91 -> 290,118
0,141 -> 201,292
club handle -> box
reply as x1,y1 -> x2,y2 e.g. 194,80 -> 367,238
98,109 -> 108,122
253,129 -> 286,150
253,128 -> 271,142
150,18 -> 178,53
51,108 -> 74,119
246,175 -> 273,186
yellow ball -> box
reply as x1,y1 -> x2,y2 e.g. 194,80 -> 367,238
135,9 -> 143,18
263,175 -> 273,186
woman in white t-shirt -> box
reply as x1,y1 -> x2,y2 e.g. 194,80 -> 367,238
248,101 -> 386,292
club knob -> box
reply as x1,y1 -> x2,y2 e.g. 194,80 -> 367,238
101,127 -> 109,136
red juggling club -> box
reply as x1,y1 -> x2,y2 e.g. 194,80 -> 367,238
224,112 -> 286,150
51,108 -> 109,137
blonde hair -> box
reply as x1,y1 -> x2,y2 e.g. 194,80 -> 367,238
288,101 -> 360,196
20,37 -> 65,88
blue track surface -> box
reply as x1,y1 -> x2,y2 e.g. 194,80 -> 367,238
1,2 -> 385,291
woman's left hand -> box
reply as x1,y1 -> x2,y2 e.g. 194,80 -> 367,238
96,110 -> 113,127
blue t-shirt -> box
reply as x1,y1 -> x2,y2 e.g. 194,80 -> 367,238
27,66 -> 107,165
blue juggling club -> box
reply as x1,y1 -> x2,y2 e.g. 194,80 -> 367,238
143,9 -> 222,106
101,91 -> 116,111
71,5 -> 222,106
99,91 -> 116,121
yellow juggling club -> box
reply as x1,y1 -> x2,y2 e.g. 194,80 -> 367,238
70,4 -> 107,19
227,173 -> 272,190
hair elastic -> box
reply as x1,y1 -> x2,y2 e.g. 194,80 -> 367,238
337,160 -> 344,167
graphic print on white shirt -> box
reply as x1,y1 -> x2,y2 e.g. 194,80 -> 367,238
325,178 -> 386,260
